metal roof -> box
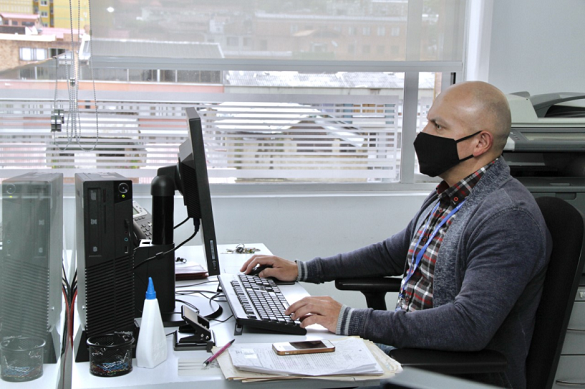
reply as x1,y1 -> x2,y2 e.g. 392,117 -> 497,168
225,71 -> 435,89
83,38 -> 223,60
0,13 -> 40,20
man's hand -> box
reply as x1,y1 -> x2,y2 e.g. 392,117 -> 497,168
239,255 -> 298,282
285,296 -> 342,333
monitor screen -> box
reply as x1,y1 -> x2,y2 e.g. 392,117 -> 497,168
174,107 -> 220,276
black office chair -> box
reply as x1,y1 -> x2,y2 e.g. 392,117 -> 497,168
335,196 -> 585,389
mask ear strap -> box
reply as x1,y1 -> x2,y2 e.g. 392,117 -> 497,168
455,130 -> 481,143
459,154 -> 474,163
456,131 -> 482,162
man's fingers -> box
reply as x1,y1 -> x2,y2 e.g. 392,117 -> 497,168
285,297 -> 311,316
240,255 -> 272,273
298,314 -> 320,328
288,298 -> 331,320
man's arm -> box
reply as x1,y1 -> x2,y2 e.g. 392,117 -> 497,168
343,207 -> 549,350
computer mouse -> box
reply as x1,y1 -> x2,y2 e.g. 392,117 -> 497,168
249,264 -> 272,276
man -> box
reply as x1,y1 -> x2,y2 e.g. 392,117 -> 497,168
240,81 -> 552,389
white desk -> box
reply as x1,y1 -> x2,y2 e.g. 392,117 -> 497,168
71,243 -> 490,389
71,243 -> 380,388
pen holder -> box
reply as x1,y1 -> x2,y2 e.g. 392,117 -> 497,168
0,336 -> 46,382
87,333 -> 134,377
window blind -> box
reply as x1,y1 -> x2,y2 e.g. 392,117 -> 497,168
0,94 -> 402,183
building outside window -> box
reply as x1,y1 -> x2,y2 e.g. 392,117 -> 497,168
1,0 -> 467,186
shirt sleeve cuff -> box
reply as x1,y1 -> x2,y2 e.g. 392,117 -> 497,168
296,260 -> 308,281
335,305 -> 354,335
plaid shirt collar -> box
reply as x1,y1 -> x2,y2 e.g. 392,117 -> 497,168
435,158 -> 498,206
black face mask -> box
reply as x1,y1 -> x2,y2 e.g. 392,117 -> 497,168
414,131 -> 481,177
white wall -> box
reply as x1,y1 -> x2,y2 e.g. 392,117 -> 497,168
487,0 -> 585,94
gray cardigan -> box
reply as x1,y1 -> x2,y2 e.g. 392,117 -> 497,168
301,158 -> 552,389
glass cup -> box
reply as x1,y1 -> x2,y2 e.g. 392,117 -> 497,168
87,333 -> 134,377
0,336 -> 46,382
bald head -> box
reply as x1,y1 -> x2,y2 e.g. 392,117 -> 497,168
440,81 -> 511,155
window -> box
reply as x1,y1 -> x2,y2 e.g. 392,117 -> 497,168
41,11 -> 48,17
129,69 -> 156,82
19,48 -> 47,61
160,70 -> 176,83
82,68 -> 127,81
49,48 -> 66,57
41,0 -> 48,5
1,0 -> 467,185
176,70 -> 221,83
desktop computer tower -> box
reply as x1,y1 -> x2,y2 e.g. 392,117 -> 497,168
74,173 -> 135,362
0,172 -> 63,364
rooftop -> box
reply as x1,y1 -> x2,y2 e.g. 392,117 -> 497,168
82,38 -> 224,60
0,13 -> 40,20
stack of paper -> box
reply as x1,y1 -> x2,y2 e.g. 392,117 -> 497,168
229,338 -> 382,376
209,336 -> 402,383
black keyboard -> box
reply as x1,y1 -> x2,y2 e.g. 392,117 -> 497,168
219,273 -> 306,335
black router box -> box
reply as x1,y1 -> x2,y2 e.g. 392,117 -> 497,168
74,173 -> 135,362
0,172 -> 63,364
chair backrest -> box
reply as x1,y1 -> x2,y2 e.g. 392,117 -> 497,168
526,197 -> 585,389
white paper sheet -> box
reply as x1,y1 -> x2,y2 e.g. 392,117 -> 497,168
228,338 -> 383,377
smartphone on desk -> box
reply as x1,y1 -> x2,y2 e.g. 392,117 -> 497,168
272,340 -> 335,356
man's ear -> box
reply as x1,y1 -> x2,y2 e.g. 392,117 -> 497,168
473,131 -> 493,157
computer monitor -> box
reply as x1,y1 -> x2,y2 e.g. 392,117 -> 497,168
157,107 -> 220,276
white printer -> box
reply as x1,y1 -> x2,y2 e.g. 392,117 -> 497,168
506,92 -> 585,389
504,92 -> 585,184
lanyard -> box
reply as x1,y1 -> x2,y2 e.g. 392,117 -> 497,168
398,199 -> 466,300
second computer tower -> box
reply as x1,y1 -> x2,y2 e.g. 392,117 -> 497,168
1,172 -> 63,363
74,173 -> 135,361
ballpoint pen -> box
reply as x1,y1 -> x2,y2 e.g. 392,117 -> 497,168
203,339 -> 236,366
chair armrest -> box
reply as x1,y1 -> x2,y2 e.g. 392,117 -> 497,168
389,348 -> 508,375
335,277 -> 402,310
334,277 -> 402,293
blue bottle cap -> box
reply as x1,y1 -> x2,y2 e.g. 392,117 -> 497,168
145,277 -> 156,300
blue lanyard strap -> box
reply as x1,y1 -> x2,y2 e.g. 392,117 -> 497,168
399,199 -> 466,299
